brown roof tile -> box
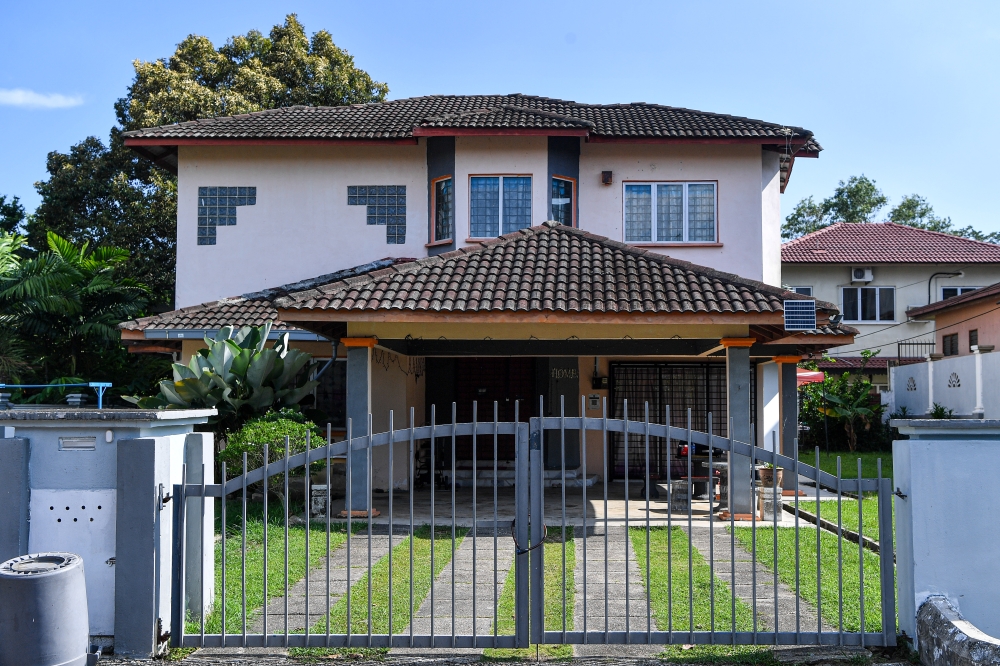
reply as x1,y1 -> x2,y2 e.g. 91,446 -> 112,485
782,223 -> 1000,264
275,222 -> 836,318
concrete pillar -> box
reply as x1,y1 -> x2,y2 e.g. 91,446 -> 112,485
115,437 -> 170,657
892,419 -> 1000,642
775,356 -> 802,490
971,345 -> 993,418
722,338 -> 754,514
344,338 -> 375,513
0,437 -> 29,563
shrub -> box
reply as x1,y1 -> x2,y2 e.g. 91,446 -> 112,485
219,408 -> 324,478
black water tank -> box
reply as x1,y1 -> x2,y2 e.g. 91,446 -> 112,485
0,552 -> 91,666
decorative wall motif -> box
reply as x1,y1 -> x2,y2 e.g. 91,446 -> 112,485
947,372 -> 961,388
348,185 -> 406,244
906,377 -> 917,391
197,187 -> 256,245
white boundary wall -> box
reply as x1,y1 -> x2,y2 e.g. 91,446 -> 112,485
887,351 -> 1000,417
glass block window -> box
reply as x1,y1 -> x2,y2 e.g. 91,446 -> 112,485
348,185 -> 407,244
551,177 -> 574,226
433,177 -> 453,242
197,186 -> 256,246
470,176 -> 532,238
623,182 -> 716,243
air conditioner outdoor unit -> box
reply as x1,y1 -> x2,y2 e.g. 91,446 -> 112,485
851,267 -> 874,283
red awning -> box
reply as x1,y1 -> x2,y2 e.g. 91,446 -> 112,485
797,369 -> 825,386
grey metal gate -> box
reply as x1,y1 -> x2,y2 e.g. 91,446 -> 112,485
171,398 -> 896,650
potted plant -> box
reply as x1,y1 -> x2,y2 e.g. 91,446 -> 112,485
759,462 -> 783,488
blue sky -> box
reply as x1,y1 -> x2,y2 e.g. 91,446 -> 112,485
2,1 -> 998,231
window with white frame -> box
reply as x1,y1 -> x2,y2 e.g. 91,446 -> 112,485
942,286 -> 980,300
842,286 -> 895,322
470,176 -> 532,238
431,176 -> 453,242
791,286 -> 813,296
623,182 -> 716,243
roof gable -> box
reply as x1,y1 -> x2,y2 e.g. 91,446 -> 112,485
781,223 -> 1000,264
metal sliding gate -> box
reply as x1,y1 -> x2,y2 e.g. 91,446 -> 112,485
171,398 -> 896,650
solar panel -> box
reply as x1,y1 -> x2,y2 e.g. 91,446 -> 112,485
783,299 -> 817,331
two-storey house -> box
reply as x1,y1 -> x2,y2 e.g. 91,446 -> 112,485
781,223 -> 1000,389
120,94 -> 853,512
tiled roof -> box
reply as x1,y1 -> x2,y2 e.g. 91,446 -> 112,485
275,222 -> 837,318
120,259 -> 403,333
781,223 -> 1000,264
816,356 -> 923,372
906,281 -> 1000,318
122,94 -> 817,144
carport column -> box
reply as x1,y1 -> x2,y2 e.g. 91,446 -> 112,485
343,337 -> 376,513
722,338 -> 755,514
775,356 -> 802,491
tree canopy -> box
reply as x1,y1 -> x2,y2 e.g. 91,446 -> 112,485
782,175 -> 999,243
25,14 -> 388,310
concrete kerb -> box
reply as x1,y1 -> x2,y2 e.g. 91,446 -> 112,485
917,596 -> 1000,666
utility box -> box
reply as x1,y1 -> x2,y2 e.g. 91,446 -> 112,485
0,408 -> 216,657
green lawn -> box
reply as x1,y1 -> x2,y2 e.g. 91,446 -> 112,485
814,497 -> 886,543
483,527 -> 575,660
816,451 -> 892,484
191,498 -> 351,635
732,526 -> 890,634
630,527 -> 776,664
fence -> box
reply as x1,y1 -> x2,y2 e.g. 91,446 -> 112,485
171,397 -> 896,651
888,351 -> 998,417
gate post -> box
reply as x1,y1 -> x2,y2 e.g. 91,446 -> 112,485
169,475 -> 186,649
528,418 -> 545,645
514,421 -> 531,648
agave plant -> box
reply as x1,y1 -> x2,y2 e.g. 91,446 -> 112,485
125,322 -> 318,431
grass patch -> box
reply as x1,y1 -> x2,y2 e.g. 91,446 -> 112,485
190,498 -> 352,635
483,527 -> 575,660
289,525 -> 466,660
813,497 -> 887,542
732,526 -> 891,634
816,451 -> 892,485
630,527 -> 774,664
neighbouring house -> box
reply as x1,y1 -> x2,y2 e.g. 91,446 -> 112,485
887,284 -> 1000,418
120,93 -> 855,512
781,222 -> 1000,389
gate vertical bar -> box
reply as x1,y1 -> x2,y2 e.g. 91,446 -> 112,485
580,394 -> 588,644
169,465 -> 187,648
529,407 -> 544,645
221,461 -> 227,646
515,410 -> 531,648
877,464 -> 897,646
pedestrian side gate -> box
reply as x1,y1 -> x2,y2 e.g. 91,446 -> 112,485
171,398 -> 896,650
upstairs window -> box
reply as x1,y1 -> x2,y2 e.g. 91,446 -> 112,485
970,329 -> 979,350
791,286 -> 813,296
942,286 -> 980,300
470,176 -> 532,238
551,176 -> 575,226
624,182 -> 716,243
842,286 -> 895,322
432,176 -> 453,242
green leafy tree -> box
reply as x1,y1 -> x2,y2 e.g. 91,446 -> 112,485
822,175 -> 888,225
126,322 -> 318,434
889,194 -> 1000,243
0,233 -> 29,382
27,138 -> 176,307
782,196 -> 828,240
1,231 -> 149,377
0,195 -> 25,235
799,350 -> 887,452
27,14 -> 388,310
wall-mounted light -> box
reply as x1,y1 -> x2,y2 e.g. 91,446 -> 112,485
601,171 -> 613,185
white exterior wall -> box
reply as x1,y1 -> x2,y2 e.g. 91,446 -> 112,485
175,143 -> 428,308
175,139 -> 783,307
579,143 -> 775,283
889,352 -> 1000,418
370,351 -> 425,491
781,262 -> 1000,358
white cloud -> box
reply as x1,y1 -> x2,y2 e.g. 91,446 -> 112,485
0,88 -> 83,109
